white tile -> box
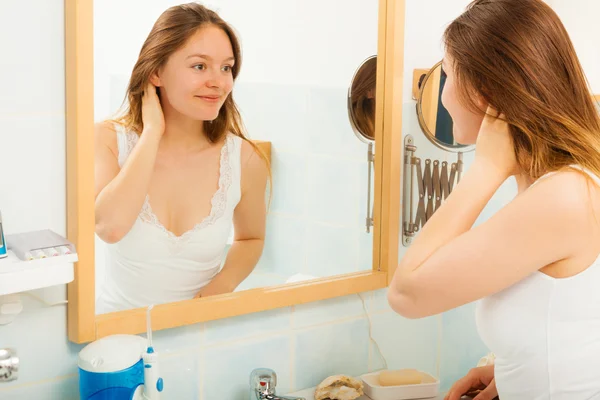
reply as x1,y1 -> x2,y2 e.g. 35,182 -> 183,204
232,82 -> 263,139
306,156 -> 362,227
369,339 -> 388,372
370,311 -> 439,376
358,230 -> 375,271
294,318 -> 369,390
148,323 -> 202,354
0,297 -> 83,385
293,295 -> 366,329
0,0 -> 65,115
0,115 -> 66,235
367,289 -> 391,314
269,151 -> 307,216
202,334 -> 292,399
474,176 -> 517,227
0,375 -> 79,400
440,304 -> 489,391
306,86 -> 365,161
236,83 -> 311,154
257,213 -> 306,276
204,307 -> 291,346
305,222 -> 360,277
158,351 -> 201,399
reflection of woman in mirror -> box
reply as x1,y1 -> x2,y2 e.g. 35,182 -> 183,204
433,66 -> 455,145
94,3 -> 269,313
388,1 -> 600,399
350,57 -> 376,140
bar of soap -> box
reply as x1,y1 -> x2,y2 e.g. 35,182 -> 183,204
378,369 -> 423,386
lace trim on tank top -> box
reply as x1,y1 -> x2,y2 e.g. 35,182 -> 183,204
121,130 -> 233,245
125,131 -> 138,158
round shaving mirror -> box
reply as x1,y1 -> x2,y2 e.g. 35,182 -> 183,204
348,55 -> 377,143
416,60 -> 474,153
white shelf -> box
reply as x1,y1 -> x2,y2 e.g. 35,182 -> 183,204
0,251 -> 77,296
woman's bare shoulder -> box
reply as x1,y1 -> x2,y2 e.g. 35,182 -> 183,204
95,120 -> 119,156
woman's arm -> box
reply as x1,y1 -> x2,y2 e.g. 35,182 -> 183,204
94,123 -> 162,243
388,112 -> 595,318
195,141 -> 268,297
389,162 -> 591,318
95,84 -> 164,243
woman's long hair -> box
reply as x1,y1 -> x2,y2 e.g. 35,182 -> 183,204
444,0 -> 600,180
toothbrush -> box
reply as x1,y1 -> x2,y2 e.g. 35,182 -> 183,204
143,305 -> 163,399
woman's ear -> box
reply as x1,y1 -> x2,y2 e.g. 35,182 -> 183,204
473,91 -> 489,113
149,71 -> 161,87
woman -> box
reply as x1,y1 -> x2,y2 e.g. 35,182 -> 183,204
94,3 -> 269,313
387,0 -> 600,399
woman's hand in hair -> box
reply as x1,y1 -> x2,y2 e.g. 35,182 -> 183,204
141,82 -> 165,136
474,106 -> 518,180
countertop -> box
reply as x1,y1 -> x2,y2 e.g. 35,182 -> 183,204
285,387 -> 448,400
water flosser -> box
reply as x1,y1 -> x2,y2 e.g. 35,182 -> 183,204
143,305 -> 163,399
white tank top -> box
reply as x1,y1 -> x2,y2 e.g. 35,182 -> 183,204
96,125 -> 242,314
476,166 -> 600,400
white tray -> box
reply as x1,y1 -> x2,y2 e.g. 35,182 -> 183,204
0,251 -> 77,295
360,370 -> 440,400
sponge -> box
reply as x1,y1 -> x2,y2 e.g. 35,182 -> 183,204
378,369 -> 423,386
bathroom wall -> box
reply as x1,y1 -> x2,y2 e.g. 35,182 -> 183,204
547,0 -> 600,94
2,1 -> 596,399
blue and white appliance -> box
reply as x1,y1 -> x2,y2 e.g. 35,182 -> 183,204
78,306 -> 163,399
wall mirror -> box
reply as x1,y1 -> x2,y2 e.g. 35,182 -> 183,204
402,60 -> 474,246
66,0 -> 406,343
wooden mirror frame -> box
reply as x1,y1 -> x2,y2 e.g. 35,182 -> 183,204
65,0 -> 405,344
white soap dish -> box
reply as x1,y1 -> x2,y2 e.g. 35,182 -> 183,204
360,370 -> 440,400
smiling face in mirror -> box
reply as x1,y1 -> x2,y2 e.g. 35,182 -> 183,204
152,26 -> 235,122
92,1 -> 378,315
440,56 -> 485,145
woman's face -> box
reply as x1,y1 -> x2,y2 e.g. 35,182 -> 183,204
440,55 -> 485,145
152,25 -> 235,121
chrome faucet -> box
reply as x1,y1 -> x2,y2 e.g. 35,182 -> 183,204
0,348 -> 19,382
249,368 -> 305,400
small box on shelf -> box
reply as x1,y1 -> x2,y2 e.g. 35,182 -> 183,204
6,229 -> 75,261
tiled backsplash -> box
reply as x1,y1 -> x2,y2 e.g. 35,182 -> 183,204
227,81 -> 374,279
0,288 -> 490,399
